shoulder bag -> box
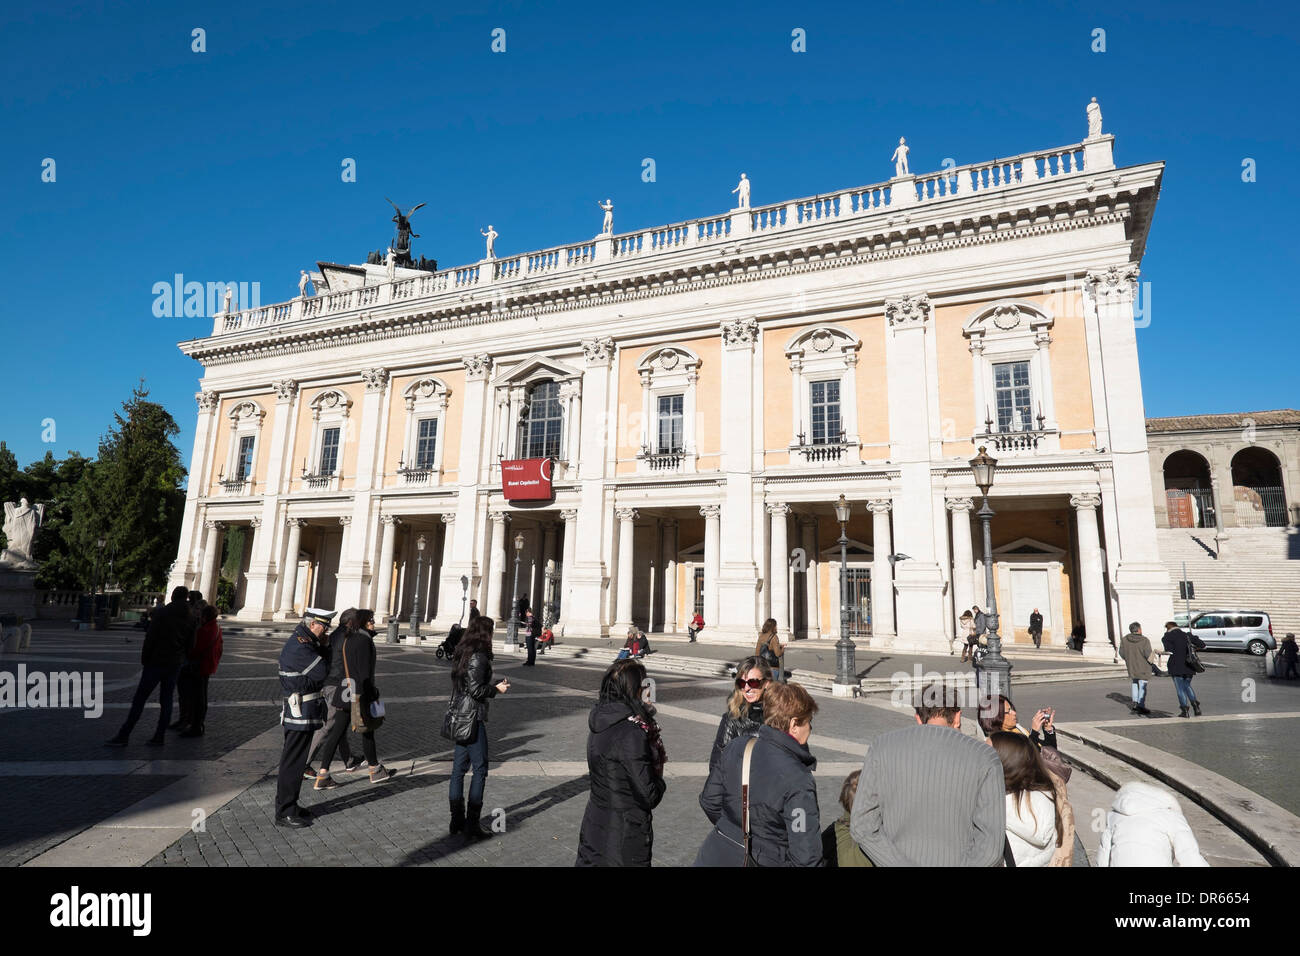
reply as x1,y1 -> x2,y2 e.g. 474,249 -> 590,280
741,735 -> 759,867
757,638 -> 780,669
345,637 -> 385,732
1184,635 -> 1205,674
440,671 -> 478,744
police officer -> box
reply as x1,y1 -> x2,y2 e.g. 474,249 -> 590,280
275,607 -> 334,828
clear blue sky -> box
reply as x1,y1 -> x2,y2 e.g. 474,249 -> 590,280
2,0 -> 1296,476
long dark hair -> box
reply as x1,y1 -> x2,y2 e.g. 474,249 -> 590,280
598,658 -> 652,722
990,732 -> 1064,848
452,615 -> 495,682
727,655 -> 771,719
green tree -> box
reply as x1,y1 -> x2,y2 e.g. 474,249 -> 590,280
31,452 -> 91,590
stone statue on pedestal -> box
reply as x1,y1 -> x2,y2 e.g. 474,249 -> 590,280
891,137 -> 910,177
731,173 -> 751,209
298,270 -> 312,297
222,288 -> 234,315
386,198 -> 426,266
1087,97 -> 1103,139
598,199 -> 614,235
1,498 -> 44,569
481,225 -> 498,259
385,248 -> 397,281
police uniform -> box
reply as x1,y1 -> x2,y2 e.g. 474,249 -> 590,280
274,609 -> 333,826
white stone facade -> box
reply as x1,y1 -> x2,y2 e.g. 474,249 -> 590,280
170,105 -> 1171,654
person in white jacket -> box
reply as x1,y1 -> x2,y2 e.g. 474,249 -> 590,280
1097,781 -> 1209,867
990,732 -> 1064,867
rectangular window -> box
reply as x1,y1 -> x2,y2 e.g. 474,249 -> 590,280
809,379 -> 841,444
235,436 -> 255,481
993,361 -> 1033,432
319,427 -> 340,475
415,418 -> 438,469
693,567 -> 704,616
657,394 -> 684,453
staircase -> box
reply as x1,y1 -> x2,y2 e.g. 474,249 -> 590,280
1156,527 -> 1300,635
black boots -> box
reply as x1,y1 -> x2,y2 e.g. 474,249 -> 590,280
1179,706 -> 1189,718
465,801 -> 493,840
449,798 -> 465,835
1192,701 -> 1202,716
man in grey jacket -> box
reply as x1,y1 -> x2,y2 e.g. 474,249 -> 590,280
1119,622 -> 1155,715
851,683 -> 1006,866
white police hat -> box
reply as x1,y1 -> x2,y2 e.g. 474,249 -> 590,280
305,607 -> 336,626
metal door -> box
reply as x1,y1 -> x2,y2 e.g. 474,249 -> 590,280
845,567 -> 872,637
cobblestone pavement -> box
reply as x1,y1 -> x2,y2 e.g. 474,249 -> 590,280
0,625 -> 1285,866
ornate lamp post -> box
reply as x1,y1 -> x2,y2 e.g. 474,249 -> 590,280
970,446 -> 1012,701
833,495 -> 857,696
411,533 -> 427,639
508,532 -> 524,645
459,574 -> 469,625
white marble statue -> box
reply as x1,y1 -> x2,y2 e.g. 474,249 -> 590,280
891,137 -> 910,177
222,287 -> 233,314
1087,97 -> 1103,139
481,225 -> 498,259
731,174 -> 751,209
1,498 -> 44,568
298,270 -> 312,297
385,247 -> 397,280
598,199 -> 614,235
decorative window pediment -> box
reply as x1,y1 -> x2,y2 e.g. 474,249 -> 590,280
962,301 -> 1059,452
491,354 -> 582,388
992,536 -> 1065,559
397,378 -> 450,485
302,389 -> 352,489
785,325 -> 861,465
308,389 -> 353,421
220,400 -> 265,495
492,355 -> 583,467
636,346 -> 702,474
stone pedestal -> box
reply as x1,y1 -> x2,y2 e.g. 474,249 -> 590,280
0,568 -> 38,621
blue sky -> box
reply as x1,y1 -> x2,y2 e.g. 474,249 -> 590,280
2,0 -> 1296,475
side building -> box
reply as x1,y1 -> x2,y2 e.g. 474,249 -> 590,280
169,101 -> 1172,657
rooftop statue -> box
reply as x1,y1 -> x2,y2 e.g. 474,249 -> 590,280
731,173 -> 751,209
1087,97 -> 1103,139
891,137 -> 910,177
386,198 -> 427,266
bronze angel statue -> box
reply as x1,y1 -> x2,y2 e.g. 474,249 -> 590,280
386,198 -> 427,262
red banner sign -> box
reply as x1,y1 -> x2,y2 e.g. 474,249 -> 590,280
501,458 -> 554,501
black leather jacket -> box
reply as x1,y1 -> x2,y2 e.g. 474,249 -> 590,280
449,651 -> 498,724
709,701 -> 764,775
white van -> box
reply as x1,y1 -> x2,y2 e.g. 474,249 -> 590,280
1187,611 -> 1276,656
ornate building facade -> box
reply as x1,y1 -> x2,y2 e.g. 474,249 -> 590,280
170,103 -> 1172,656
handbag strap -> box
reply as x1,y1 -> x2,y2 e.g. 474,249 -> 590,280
342,636 -> 352,694
740,736 -> 758,866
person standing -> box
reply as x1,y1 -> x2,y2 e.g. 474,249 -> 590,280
1280,633 -> 1298,679
468,599 -> 480,625
688,611 -> 705,643
106,585 -> 196,748
755,617 -> 785,683
850,683 -> 1006,866
307,610 -> 360,781
179,604 -> 223,737
576,659 -> 667,866
1119,622 -> 1157,715
1162,620 -> 1206,718
522,607 -> 538,666
314,610 -> 393,786
959,610 -> 976,663
173,591 -> 206,731
709,656 -> 770,775
1029,608 -> 1044,648
445,616 -> 509,840
273,608 -> 334,828
695,682 -> 822,867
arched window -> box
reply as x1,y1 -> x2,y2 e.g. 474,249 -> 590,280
518,380 -> 562,459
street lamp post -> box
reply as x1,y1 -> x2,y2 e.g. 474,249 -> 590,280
970,446 -> 1012,702
508,532 -> 524,646
411,533 -> 427,639
459,574 -> 469,625
833,495 -> 858,696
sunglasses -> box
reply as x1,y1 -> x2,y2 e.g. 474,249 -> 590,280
735,678 -> 768,690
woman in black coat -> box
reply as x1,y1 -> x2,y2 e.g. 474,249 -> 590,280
447,616 -> 509,839
311,610 -> 394,785
1162,623 -> 1207,717
709,655 -> 771,775
695,681 -> 823,867
576,659 -> 667,866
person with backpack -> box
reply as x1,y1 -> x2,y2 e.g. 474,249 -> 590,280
1162,620 -> 1206,718
755,618 -> 785,683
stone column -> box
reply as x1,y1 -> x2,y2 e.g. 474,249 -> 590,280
559,509 -> 578,635
169,390 -> 221,595
717,318 -> 760,637
613,508 -> 638,630
485,513 -> 507,620
867,501 -> 895,645
432,514 -> 461,625
241,380 -> 298,620
767,503 -> 791,639
800,516 -> 820,639
199,521 -> 225,604
701,504 -> 721,630
567,337 -> 615,636
278,519 -> 306,617
946,498 -> 976,629
1072,493 -> 1113,660
661,518 -> 678,633
373,516 -> 400,623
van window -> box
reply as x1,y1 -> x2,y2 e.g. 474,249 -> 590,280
1193,615 -> 1223,629
1242,616 -> 1264,628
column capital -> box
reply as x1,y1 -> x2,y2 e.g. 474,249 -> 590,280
560,509 -> 579,521
380,514 -> 402,526
866,499 -> 893,515
249,516 -> 262,528
884,293 -> 931,329
361,367 -> 389,392
272,379 -> 299,402
196,390 -> 221,412
581,336 -> 615,366
205,519 -> 226,530
765,502 -> 791,516
945,497 -> 975,513
488,511 -> 508,525
286,517 -> 307,529
1084,264 -> 1140,303
699,504 -> 722,519
1070,492 -> 1102,511
464,353 -> 494,381
615,507 -> 640,521
339,515 -> 352,526
440,513 -> 456,525
721,317 -> 759,349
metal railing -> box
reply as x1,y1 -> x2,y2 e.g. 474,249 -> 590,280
637,449 -> 684,472
1233,485 -> 1288,528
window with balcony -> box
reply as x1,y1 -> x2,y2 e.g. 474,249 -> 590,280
397,378 -> 449,485
235,435 -> 255,480
415,418 -> 438,468
785,325 -> 860,464
304,389 -> 353,489
219,399 -> 265,494
657,394 -> 684,454
993,361 -> 1033,432
963,302 -> 1059,453
809,380 -> 842,444
636,346 -> 701,474
518,380 -> 563,459
319,427 -> 340,475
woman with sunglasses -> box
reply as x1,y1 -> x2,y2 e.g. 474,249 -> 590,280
710,656 -> 771,775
